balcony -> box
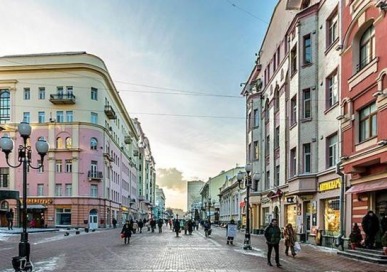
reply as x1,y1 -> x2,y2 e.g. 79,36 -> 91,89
287,175 -> 317,195
88,171 -> 103,181
49,93 -> 76,104
104,105 -> 117,119
124,136 -> 132,144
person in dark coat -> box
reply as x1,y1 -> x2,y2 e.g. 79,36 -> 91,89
173,216 -> 181,237
121,220 -> 133,245
284,223 -> 296,257
381,214 -> 387,234
138,219 -> 144,233
157,218 -> 163,233
361,211 -> 380,249
6,208 -> 14,230
112,218 -> 117,228
150,218 -> 156,233
349,223 -> 363,248
264,218 -> 282,267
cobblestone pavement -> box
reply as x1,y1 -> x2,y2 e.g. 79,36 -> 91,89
0,226 -> 386,272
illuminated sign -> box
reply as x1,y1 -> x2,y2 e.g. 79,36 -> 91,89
26,198 -> 53,205
319,179 -> 340,192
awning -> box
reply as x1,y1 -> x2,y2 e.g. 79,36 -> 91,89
346,180 -> 387,194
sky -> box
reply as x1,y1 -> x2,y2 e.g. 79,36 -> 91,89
0,0 -> 277,211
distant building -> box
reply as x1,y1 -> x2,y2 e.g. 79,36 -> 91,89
187,180 -> 204,215
154,185 -> 165,219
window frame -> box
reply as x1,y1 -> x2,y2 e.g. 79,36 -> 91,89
359,103 -> 377,142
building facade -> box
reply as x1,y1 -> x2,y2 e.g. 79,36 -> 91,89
0,52 -> 155,229
187,180 -> 204,220
241,0 -> 347,245
340,0 -> 387,228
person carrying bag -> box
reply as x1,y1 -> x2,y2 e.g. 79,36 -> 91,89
284,223 -> 297,257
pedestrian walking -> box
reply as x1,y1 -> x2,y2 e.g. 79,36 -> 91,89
121,220 -> 133,245
283,223 -> 296,257
6,208 -> 14,230
150,218 -> 156,232
264,218 -> 282,267
132,220 -> 138,234
174,216 -> 181,237
138,219 -> 143,233
349,223 -> 363,249
361,211 -> 379,249
112,218 -> 117,228
226,219 -> 236,245
157,218 -> 163,233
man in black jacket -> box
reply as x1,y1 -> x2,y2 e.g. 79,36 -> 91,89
362,211 -> 379,249
264,218 -> 282,267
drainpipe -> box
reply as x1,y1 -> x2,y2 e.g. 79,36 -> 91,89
335,161 -> 345,250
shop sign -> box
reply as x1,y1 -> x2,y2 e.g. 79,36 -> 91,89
319,179 -> 340,192
26,198 -> 53,205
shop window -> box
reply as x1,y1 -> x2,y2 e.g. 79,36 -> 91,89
324,199 -> 340,236
56,208 -> 71,226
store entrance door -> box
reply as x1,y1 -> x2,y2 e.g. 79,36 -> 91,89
89,209 -> 98,230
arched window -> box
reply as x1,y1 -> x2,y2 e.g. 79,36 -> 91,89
90,137 -> 98,150
56,137 -> 63,149
65,137 -> 72,149
0,90 -> 10,124
359,25 -> 375,70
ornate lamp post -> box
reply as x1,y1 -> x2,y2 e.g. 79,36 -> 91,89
237,163 -> 260,250
0,122 -> 49,271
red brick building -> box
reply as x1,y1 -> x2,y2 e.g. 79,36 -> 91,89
340,0 -> 387,226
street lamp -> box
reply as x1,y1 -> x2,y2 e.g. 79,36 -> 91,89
0,122 -> 49,271
237,163 -> 260,250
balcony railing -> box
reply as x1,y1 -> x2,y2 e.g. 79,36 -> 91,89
88,171 -> 103,181
49,93 -> 76,104
104,105 -> 117,119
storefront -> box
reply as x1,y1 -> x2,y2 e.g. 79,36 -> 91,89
317,178 -> 341,246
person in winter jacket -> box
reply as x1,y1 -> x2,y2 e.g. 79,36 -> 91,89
361,211 -> 379,249
121,220 -> 133,244
264,218 -> 282,267
284,223 -> 296,257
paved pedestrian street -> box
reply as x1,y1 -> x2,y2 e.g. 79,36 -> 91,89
0,226 -> 386,272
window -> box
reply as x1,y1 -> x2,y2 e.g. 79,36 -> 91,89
274,88 -> 280,112
65,137 -> 72,149
266,135 -> 270,155
56,208 -> 71,225
275,126 -> 280,149
38,87 -> 45,100
303,89 -> 311,118
91,87 -> 98,100
327,70 -> 338,108
56,137 -> 63,149
291,46 -> 297,75
66,86 -> 73,96
254,141 -> 259,160
275,165 -> 280,187
264,171 -> 270,190
55,184 -> 62,196
23,112 -> 30,123
56,160 -> 62,173
56,111 -> 64,123
359,103 -> 377,142
65,160 -> 73,173
66,111 -> 73,122
65,184 -> 72,196
303,34 -> 312,64
90,137 -> 98,150
91,161 -> 98,174
303,143 -> 311,173
327,134 -> 338,167
91,112 -> 98,124
359,25 -> 375,70
37,184 -> 44,196
290,148 -> 297,177
265,100 -> 269,123
327,12 -> 338,46
38,112 -> 45,123
253,109 -> 259,127
24,88 -> 30,100
0,90 -> 10,124
91,184 -> 98,197
291,95 -> 297,125
0,168 -> 9,187
57,86 -> 64,97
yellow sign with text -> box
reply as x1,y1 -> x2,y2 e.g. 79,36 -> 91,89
319,179 -> 340,192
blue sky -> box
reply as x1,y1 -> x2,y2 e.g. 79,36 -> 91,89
1,0 -> 277,209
